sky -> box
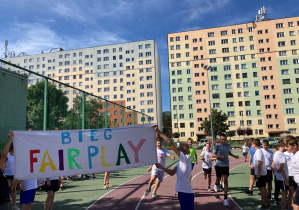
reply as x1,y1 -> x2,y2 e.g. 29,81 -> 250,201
0,0 -> 298,111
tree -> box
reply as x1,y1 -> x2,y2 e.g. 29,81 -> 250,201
245,127 -> 253,137
162,111 -> 172,138
226,131 -> 234,137
27,81 -> 68,130
236,127 -> 245,140
63,95 -> 103,130
200,109 -> 229,139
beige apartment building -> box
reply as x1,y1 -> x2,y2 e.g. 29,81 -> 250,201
168,16 -> 299,141
2,40 -> 162,128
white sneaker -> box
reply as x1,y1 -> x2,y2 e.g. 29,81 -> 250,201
152,191 -> 156,198
214,184 -> 218,192
12,206 -> 21,210
208,187 -> 211,191
144,188 -> 150,196
223,199 -> 229,206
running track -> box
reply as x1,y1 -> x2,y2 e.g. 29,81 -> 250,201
88,158 -> 245,210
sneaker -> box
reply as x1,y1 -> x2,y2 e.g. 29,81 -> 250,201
208,187 -> 211,191
214,184 -> 218,192
223,199 -> 229,206
244,189 -> 253,195
144,188 -> 150,196
106,183 -> 112,187
59,187 -> 63,191
257,204 -> 271,209
103,185 -> 107,189
12,206 -> 20,210
274,201 -> 279,206
220,184 -> 224,190
152,191 -> 156,198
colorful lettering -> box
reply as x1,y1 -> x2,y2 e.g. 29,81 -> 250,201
61,132 -> 71,144
127,139 -> 146,163
90,130 -> 98,141
116,144 -> 130,166
88,146 -> 98,169
30,149 -> 40,173
39,150 -> 57,172
104,129 -> 112,140
79,131 -> 83,142
58,150 -> 64,170
67,148 -> 82,170
101,146 -> 113,168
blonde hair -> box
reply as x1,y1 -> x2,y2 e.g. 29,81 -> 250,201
178,142 -> 189,155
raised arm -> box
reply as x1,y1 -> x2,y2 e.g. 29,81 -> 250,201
154,126 -> 181,157
0,131 -> 14,167
155,163 -> 177,176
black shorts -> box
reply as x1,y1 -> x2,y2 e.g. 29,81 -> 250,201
243,152 -> 248,157
275,179 -> 288,191
250,168 -> 255,176
289,176 -> 298,190
215,166 -> 229,178
45,180 -> 59,192
266,170 -> 273,181
5,175 -> 14,180
294,186 -> 299,206
203,168 -> 212,175
255,175 -> 267,188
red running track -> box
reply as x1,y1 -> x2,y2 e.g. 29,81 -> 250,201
88,158 -> 245,210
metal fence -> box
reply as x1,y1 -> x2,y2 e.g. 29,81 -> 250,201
0,59 -> 152,145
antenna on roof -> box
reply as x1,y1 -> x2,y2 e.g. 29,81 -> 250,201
256,6 -> 268,22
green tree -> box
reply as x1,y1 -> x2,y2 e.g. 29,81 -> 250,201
162,111 -> 172,138
200,109 -> 229,138
27,81 -> 68,130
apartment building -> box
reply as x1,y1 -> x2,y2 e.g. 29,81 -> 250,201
168,16 -> 299,141
2,40 -> 162,128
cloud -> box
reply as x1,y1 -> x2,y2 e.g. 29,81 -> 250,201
49,1 -> 87,22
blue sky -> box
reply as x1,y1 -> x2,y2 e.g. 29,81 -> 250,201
0,0 -> 298,111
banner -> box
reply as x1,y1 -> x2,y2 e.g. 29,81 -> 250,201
14,125 -> 157,180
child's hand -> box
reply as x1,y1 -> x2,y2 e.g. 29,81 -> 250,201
8,131 -> 14,140
147,166 -> 152,172
20,184 -> 25,192
195,161 -> 197,165
170,155 -> 175,161
235,155 -> 239,159
47,180 -> 51,187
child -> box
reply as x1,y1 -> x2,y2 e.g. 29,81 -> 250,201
272,140 -> 289,210
241,141 -> 249,162
252,139 -> 270,210
187,138 -> 197,170
4,144 -> 20,210
103,172 -> 112,189
44,177 -> 62,210
0,131 -> 18,210
261,140 -> 273,201
199,142 -> 214,191
290,137 -> 299,210
144,138 -> 175,198
245,138 -> 256,196
285,135 -> 297,209
154,126 -> 194,210
20,179 -> 37,210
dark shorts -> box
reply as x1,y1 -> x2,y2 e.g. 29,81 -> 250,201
191,163 -> 194,170
215,166 -> 229,178
20,188 -> 36,204
294,186 -> 299,206
243,152 -> 248,157
266,170 -> 273,181
275,179 -> 288,191
178,192 -> 194,210
255,175 -> 267,188
203,168 -> 212,175
5,175 -> 14,180
289,176 -> 298,190
250,168 -> 255,176
45,180 -> 59,192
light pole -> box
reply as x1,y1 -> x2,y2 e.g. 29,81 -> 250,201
204,65 -> 214,148
175,100 -> 184,141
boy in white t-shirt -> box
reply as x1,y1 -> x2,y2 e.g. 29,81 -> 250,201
290,137 -> 299,210
241,141 -> 249,162
199,142 -> 215,191
261,140 -> 273,201
271,140 -> 289,210
154,126 -> 194,210
144,138 -> 175,198
252,139 -> 270,210
20,179 -> 37,210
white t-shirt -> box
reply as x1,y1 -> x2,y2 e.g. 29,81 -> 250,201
261,149 -> 273,170
273,151 -> 288,181
242,146 -> 249,153
22,179 -> 37,191
291,151 -> 299,184
284,151 -> 294,176
4,154 -> 14,176
200,150 -> 213,169
203,146 -> 206,151
176,151 -> 193,193
152,148 -> 170,171
254,149 -> 267,176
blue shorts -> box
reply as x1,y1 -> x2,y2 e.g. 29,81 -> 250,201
191,163 -> 194,170
20,188 -> 36,204
178,192 -> 194,210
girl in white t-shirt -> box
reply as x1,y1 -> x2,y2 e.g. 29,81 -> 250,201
199,142 -> 215,191
241,142 -> 249,162
154,126 -> 194,210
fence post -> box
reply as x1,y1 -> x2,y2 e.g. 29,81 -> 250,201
43,79 -> 48,131
142,114 -> 144,125
105,101 -> 108,128
122,106 -> 124,127
82,92 -> 85,129
133,111 -> 136,126
148,116 -> 151,124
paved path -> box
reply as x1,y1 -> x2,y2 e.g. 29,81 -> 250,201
89,158 -> 245,210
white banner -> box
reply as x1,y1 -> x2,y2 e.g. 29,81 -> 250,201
14,125 -> 157,180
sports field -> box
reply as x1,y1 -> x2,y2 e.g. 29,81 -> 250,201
10,150 -> 285,210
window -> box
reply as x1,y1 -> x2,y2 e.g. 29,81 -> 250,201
286,108 -> 295,114
276,23 -> 283,28
278,41 -> 286,47
221,30 -> 228,36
